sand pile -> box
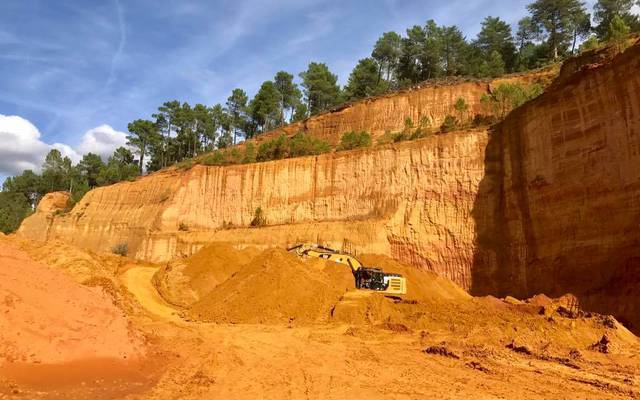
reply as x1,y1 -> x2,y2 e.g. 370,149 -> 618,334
153,242 -> 260,307
328,254 -> 471,327
185,249 -> 472,326
189,248 -> 354,324
358,254 -> 471,303
17,239 -> 120,284
0,239 -> 145,365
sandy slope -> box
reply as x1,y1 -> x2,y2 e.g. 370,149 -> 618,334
0,237 -> 156,399
0,240 -> 144,365
1,237 -> 638,399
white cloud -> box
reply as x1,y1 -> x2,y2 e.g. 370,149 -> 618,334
51,143 -> 81,163
76,124 -> 128,160
0,114 -> 127,177
0,114 -> 51,175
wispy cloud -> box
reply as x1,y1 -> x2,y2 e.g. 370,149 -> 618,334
105,0 -> 126,89
1,0 -> 576,162
287,10 -> 339,49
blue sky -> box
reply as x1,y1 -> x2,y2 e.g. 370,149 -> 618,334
0,0 -> 610,178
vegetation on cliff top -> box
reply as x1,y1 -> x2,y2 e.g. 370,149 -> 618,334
118,0 -> 638,176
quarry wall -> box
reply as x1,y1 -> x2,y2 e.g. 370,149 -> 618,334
18,43 -> 640,330
20,131 -> 491,290
476,41 -> 640,330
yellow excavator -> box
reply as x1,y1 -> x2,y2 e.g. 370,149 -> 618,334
288,243 -> 407,295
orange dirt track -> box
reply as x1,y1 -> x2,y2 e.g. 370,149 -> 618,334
1,236 -> 638,399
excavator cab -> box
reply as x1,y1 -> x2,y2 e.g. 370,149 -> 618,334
355,268 -> 387,291
356,268 -> 406,293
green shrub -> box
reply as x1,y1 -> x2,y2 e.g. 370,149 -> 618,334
481,83 -> 543,119
257,135 -> 288,161
419,116 -> 431,128
579,36 -> 599,52
243,143 -> 257,163
178,222 -> 189,231
204,151 -> 225,166
226,148 -> 243,164
176,159 -> 195,170
393,132 -> 410,142
250,207 -> 266,227
288,132 -> 331,157
472,114 -> 498,127
111,243 -> 128,256
0,192 -> 31,234
440,115 -> 458,133
410,127 -> 429,140
404,117 -> 414,131
201,133 -> 331,166
377,131 -> 395,145
454,98 -> 469,124
337,131 -> 372,151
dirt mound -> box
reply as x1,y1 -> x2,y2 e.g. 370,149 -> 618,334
153,242 -> 261,307
16,239 -> 123,284
0,239 -> 145,365
358,254 -> 470,303
326,254 -> 472,326
189,248 -> 354,324
186,250 -> 473,326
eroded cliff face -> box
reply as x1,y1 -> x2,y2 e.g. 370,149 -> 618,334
254,71 -> 554,145
478,41 -> 640,330
17,43 -> 640,331
19,131 -> 491,290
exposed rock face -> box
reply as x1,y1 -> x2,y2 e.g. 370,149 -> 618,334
475,41 -> 640,331
18,192 -> 70,242
20,131 -> 491,290
254,71 -> 554,145
16,43 -> 640,331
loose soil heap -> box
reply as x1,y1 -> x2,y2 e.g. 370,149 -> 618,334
177,246 -> 482,329
189,248 -> 354,324
153,242 -> 261,307
0,238 -> 145,365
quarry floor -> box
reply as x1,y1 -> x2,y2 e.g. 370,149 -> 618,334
0,235 -> 639,399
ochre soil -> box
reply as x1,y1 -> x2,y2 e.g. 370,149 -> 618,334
0,236 -> 638,399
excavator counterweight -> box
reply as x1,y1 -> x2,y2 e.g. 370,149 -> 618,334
288,244 -> 407,295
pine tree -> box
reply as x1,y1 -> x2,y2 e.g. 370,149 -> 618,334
127,119 -> 157,174
371,31 -> 402,82
606,14 -> 631,42
476,16 -> 517,71
527,0 -> 589,59
594,0 -> 639,39
274,71 -> 302,124
299,62 -> 341,115
226,89 -> 248,145
344,58 -> 386,101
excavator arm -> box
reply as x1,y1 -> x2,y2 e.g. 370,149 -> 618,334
288,244 -> 363,272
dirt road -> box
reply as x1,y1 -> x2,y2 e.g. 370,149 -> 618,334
121,267 -> 183,323
119,262 -> 639,400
